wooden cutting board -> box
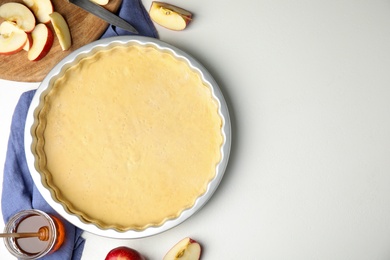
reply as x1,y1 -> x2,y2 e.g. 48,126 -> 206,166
0,0 -> 122,82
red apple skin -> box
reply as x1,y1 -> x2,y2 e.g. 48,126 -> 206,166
105,246 -> 146,260
29,23 -> 53,61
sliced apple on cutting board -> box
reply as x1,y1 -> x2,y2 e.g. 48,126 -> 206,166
28,23 -> 53,61
23,0 -> 54,24
163,237 -> 202,260
50,12 -> 72,50
149,1 -> 192,31
23,33 -> 33,51
0,2 -> 36,33
0,21 -> 28,55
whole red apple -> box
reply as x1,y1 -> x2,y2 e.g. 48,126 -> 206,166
105,246 -> 146,260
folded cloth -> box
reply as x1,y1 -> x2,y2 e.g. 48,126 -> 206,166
2,91 -> 85,260
1,1 -> 157,259
101,0 -> 158,38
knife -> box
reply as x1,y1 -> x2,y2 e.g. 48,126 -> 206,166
68,0 -> 138,34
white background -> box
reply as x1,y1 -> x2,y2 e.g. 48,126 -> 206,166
2,0 -> 390,259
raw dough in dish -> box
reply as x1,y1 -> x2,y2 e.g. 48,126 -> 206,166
33,45 -> 223,231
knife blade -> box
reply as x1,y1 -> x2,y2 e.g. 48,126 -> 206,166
68,0 -> 138,34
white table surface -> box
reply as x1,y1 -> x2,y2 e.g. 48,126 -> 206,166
2,0 -> 390,259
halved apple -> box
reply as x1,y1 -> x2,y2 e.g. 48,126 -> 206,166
163,237 -> 201,260
0,21 -> 28,55
28,23 -> 53,61
49,12 -> 71,50
0,2 -> 36,33
23,0 -> 54,24
149,2 -> 192,31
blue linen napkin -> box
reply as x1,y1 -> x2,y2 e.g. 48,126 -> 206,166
102,0 -> 158,38
1,1 -> 157,259
2,91 -> 84,260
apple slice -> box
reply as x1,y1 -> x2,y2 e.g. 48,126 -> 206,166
0,21 -> 28,55
23,0 -> 54,24
163,237 -> 201,260
91,0 -> 109,5
0,2 -> 36,33
149,2 -> 192,31
28,23 -> 53,61
23,33 -> 33,51
49,12 -> 72,51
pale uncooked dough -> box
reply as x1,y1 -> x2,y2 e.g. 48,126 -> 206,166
35,45 -> 223,231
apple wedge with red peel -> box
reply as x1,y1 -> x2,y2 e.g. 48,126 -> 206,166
164,237 -> 201,260
0,21 -> 28,55
149,2 -> 192,31
28,23 -> 53,61
23,33 -> 33,51
0,2 -> 36,33
23,0 -> 54,24
49,12 -> 72,51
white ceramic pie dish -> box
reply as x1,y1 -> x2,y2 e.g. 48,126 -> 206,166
24,36 -> 231,239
